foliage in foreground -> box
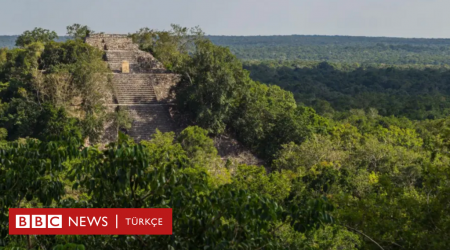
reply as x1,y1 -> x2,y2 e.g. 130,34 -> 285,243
1,129 -> 337,249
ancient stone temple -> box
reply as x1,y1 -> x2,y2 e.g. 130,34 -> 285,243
85,34 -> 180,142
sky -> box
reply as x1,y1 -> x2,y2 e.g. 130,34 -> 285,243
0,0 -> 448,38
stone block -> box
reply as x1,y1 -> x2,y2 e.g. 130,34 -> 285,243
122,61 -> 130,73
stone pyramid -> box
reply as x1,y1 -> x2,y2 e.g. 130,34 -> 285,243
85,34 -> 180,142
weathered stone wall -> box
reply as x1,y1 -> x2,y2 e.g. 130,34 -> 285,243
101,104 -> 177,143
85,34 -> 138,51
105,50 -> 167,73
135,51 -> 166,72
151,74 -> 181,102
108,63 -> 169,74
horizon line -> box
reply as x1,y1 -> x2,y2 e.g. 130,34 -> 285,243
2,33 -> 450,40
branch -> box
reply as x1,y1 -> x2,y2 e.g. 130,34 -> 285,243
270,221 -> 288,235
345,225 -> 385,250
139,175 -> 172,201
33,235 -> 46,250
185,72 -> 193,85
130,170 -> 136,207
27,235 -> 32,250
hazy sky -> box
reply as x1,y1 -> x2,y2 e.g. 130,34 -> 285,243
1,0 -> 448,38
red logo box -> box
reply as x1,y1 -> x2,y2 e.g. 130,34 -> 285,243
9,208 -> 172,235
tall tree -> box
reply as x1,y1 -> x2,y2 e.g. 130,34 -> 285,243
15,28 -> 58,47
66,23 -> 94,40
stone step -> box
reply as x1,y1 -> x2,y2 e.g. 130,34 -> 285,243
117,102 -> 157,104
114,90 -> 155,92
113,75 -> 158,79
115,95 -> 155,98
108,63 -> 137,72
115,94 -> 156,97
116,96 -> 157,99
124,105 -> 176,141
113,86 -> 155,90
114,81 -> 155,85
106,54 -> 137,59
116,99 -> 156,102
116,98 -> 156,101
114,90 -> 154,93
115,93 -> 156,96
114,86 -> 155,89
106,50 -> 144,56
116,94 -> 156,97
112,73 -> 158,105
116,95 -> 156,101
114,83 -> 155,86
105,51 -> 158,63
114,83 -> 156,86
115,97 -> 157,100
106,51 -> 137,57
113,88 -> 156,91
112,73 -> 171,78
107,58 -> 138,63
108,64 -> 169,74
113,86 -> 155,91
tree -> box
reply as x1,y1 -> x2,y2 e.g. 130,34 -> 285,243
15,28 -> 58,47
177,125 -> 218,162
0,38 -> 112,142
130,24 -> 204,71
66,23 -> 94,40
107,106 -> 132,136
176,39 -> 252,134
177,126 -> 230,185
0,135 -> 82,241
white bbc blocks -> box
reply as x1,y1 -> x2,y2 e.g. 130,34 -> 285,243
15,215 -> 62,228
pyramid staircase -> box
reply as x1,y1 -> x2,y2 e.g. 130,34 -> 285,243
112,74 -> 158,104
85,34 -> 178,142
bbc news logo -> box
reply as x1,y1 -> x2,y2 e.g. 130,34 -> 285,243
9,208 -> 172,235
16,214 -> 110,228
16,215 -> 62,228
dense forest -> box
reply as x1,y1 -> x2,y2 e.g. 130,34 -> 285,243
209,35 -> 450,65
1,25 -> 450,249
244,60 -> 450,120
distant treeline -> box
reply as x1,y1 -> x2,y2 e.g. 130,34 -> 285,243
209,35 -> 450,65
244,60 -> 450,119
0,35 -> 68,48
3,34 -> 450,65
0,36 -> 18,48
